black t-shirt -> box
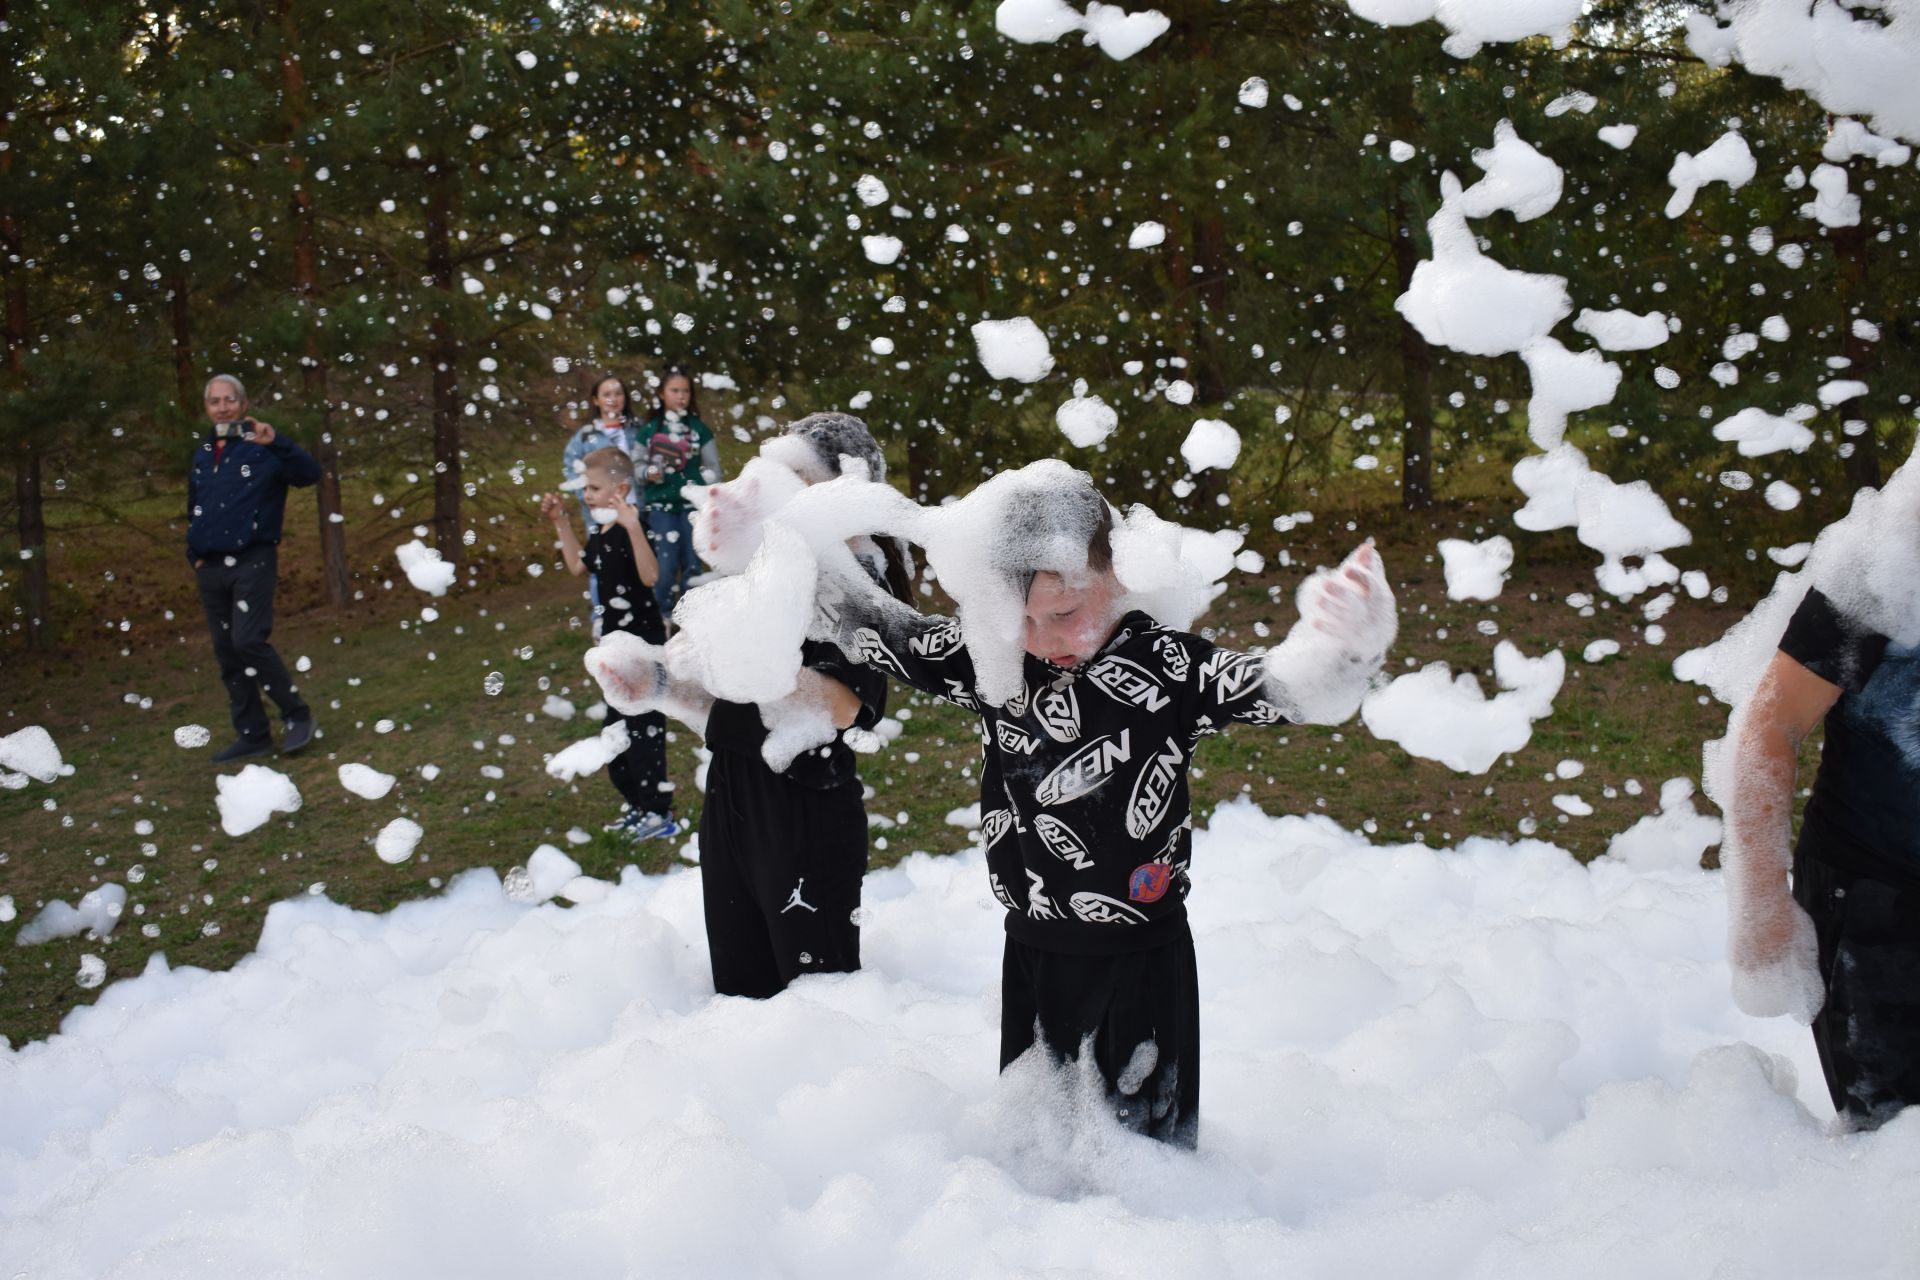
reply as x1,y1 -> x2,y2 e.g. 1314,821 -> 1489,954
1779,588 -> 1920,874
585,522 -> 665,643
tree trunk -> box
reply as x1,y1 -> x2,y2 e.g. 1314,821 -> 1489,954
279,3 -> 349,606
168,272 -> 198,416
425,160 -> 463,563
1831,201 -> 1880,492
0,10 -> 50,649
1391,191 -> 1435,511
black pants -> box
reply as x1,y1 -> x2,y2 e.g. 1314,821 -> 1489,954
1793,838 -> 1920,1129
1000,924 -> 1201,1147
607,707 -> 669,815
195,544 -> 307,741
699,750 -> 867,998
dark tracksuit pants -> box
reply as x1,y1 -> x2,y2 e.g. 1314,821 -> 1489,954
1793,829 -> 1920,1129
698,749 -> 868,999
1000,921 -> 1202,1147
194,543 -> 308,742
607,707 -> 670,816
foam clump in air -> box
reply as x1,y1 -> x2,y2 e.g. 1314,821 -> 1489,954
993,0 -> 1169,59
1346,0 -> 1580,57
1665,131 -> 1756,218
1438,535 -> 1514,601
1395,174 -> 1571,358
0,726 -> 63,784
1711,406 -> 1816,458
1109,504 -> 1243,634
394,539 -> 457,596
1180,419 -> 1241,472
1605,778 -> 1723,873
1574,474 -> 1691,599
544,721 -> 632,782
15,884 -> 127,946
216,764 -> 302,837
1512,443 -> 1593,532
339,764 -> 396,800
1800,164 -> 1860,229
1361,641 -> 1564,773
1127,221 -> 1167,249
1572,307 -> 1668,351
1597,123 -> 1638,149
1456,120 -> 1563,221
374,818 -> 423,865
1056,385 -> 1119,447
1710,4 -> 1920,145
970,317 -> 1056,383
1521,337 -> 1621,449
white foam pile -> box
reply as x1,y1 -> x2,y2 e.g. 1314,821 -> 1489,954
6,801 -> 1898,1276
394,539 -> 457,597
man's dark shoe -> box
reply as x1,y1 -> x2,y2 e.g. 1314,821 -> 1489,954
212,735 -> 273,764
280,716 -> 317,755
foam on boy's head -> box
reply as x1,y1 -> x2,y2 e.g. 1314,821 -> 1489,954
783,412 -> 887,484
995,468 -> 1115,599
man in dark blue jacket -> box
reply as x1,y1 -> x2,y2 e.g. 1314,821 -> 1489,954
187,374 -> 322,762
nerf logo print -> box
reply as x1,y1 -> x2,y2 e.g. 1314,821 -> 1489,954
1199,650 -> 1267,704
1125,736 -> 1184,839
942,678 -> 980,710
995,721 -> 1042,755
851,627 -> 908,678
1069,892 -> 1149,925
908,618 -> 964,658
1034,684 -> 1082,742
981,808 -> 1014,848
1034,814 -> 1094,870
1085,656 -> 1170,713
1033,729 -> 1133,807
1026,869 -> 1061,920
1153,634 -> 1191,681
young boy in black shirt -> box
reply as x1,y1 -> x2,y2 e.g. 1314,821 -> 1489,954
540,447 -> 679,839
589,462 -> 1396,1144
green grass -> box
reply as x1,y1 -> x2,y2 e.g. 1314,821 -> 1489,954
0,476 -> 1747,1047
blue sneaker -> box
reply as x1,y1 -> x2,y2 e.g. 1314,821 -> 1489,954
622,811 -> 682,841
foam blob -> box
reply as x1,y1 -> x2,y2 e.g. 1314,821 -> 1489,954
970,317 -> 1056,382
215,764 -> 302,837
395,540 -> 457,597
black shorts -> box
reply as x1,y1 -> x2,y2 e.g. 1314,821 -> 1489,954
1793,829 -> 1920,1128
999,922 -> 1200,1146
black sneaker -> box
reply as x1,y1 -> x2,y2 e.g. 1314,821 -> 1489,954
280,715 -> 317,754
212,735 -> 273,764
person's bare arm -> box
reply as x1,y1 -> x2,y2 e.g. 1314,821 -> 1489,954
611,490 -> 659,588
1723,650 -> 1840,1021
540,492 -> 588,576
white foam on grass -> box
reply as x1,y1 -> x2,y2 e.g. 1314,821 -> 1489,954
215,764 -> 302,837
339,764 -> 397,801
14,885 -> 126,946
0,727 -> 62,784
374,818 -> 424,865
4,802 -> 1880,1277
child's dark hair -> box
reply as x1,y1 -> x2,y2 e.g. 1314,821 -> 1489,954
1001,473 -> 1115,599
652,363 -> 700,418
589,372 -> 630,417
582,446 -> 636,485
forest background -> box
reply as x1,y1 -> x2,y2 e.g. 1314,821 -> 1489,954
0,0 -> 1916,1040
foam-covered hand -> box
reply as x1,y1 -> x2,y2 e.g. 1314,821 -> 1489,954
1298,541 -> 1397,663
584,632 -> 668,715
1728,881 -> 1824,1023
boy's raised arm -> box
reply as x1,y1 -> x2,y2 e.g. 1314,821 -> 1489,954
1190,543 -> 1398,729
811,554 -> 982,709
